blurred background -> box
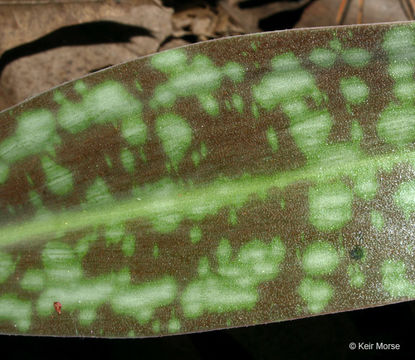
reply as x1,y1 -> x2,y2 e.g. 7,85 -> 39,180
0,1 -> 414,358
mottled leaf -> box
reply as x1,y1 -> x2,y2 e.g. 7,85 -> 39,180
1,21 -> 415,337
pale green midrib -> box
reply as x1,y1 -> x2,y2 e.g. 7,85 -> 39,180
0,148 -> 412,249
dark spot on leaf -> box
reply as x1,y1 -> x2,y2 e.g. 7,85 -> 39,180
349,246 -> 364,261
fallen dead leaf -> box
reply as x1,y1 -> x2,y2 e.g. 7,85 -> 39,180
0,1 -> 173,109
159,37 -> 190,51
171,4 -> 245,41
0,0 -> 170,54
1,41 -> 156,107
219,0 -> 313,33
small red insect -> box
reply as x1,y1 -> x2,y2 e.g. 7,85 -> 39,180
54,301 -> 62,315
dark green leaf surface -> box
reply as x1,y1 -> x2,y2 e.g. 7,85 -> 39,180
1,21 -> 415,337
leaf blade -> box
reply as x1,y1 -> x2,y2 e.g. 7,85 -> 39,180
1,21 -> 415,337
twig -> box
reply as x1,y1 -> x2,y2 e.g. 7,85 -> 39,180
336,0 -> 351,25
409,0 -> 415,19
400,0 -> 414,20
357,0 -> 364,24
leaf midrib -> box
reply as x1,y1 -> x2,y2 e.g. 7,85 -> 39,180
0,147 -> 410,249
